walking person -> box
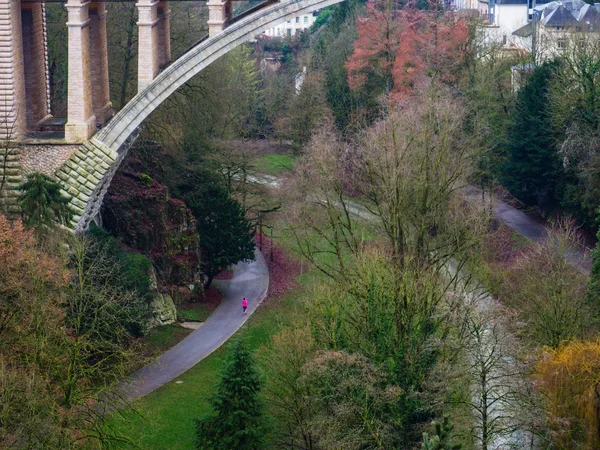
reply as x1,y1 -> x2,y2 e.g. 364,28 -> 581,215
242,297 -> 248,315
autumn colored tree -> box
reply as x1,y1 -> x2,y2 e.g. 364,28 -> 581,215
392,6 -> 469,98
0,215 -> 69,447
536,340 -> 600,448
346,0 -> 469,100
0,215 -> 68,356
345,0 -> 403,95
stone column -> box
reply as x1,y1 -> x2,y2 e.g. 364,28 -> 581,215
137,0 -> 159,92
206,0 -> 232,37
65,0 -> 95,143
157,1 -> 170,69
0,0 -> 27,139
89,2 -> 111,125
21,2 -> 51,130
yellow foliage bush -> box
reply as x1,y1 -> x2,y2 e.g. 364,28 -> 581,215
536,340 -> 600,448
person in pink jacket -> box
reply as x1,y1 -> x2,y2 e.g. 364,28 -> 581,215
242,297 -> 248,315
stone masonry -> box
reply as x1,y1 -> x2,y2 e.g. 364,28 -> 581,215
0,145 -> 22,217
56,0 -> 342,231
137,0 -> 171,92
21,3 -> 50,130
65,0 -> 95,142
20,144 -> 78,176
0,0 -> 50,140
207,0 -> 232,36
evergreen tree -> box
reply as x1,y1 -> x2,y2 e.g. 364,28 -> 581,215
196,341 -> 265,450
421,417 -> 461,450
588,211 -> 600,306
186,183 -> 255,289
18,172 -> 73,232
502,60 -> 563,209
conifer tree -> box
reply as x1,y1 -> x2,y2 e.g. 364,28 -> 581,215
196,341 -> 265,450
502,60 -> 562,209
18,172 -> 73,232
588,212 -> 600,305
421,417 -> 461,450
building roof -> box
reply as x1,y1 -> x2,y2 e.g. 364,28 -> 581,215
513,22 -> 534,37
543,5 -> 580,26
577,3 -> 600,27
511,0 -> 600,34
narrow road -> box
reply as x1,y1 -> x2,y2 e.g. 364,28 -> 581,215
463,185 -> 592,273
120,248 -> 269,401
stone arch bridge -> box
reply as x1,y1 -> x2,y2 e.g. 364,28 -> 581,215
0,0 -> 342,230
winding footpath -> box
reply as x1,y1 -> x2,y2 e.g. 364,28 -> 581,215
120,248 -> 269,401
462,185 -> 592,273
118,179 -> 591,407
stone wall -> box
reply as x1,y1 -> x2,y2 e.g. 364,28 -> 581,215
0,145 -> 22,218
20,144 -> 78,176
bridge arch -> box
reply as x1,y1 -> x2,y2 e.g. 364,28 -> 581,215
57,0 -> 344,231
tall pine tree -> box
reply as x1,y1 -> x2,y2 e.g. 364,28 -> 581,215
502,60 -> 563,210
196,341 -> 265,450
18,172 -> 73,232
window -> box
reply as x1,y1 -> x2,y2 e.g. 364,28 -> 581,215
304,15 -> 309,24
287,28 -> 292,37
502,34 -> 507,45
557,38 -> 567,50
296,16 -> 299,23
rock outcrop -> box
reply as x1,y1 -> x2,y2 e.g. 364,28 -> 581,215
101,155 -> 201,297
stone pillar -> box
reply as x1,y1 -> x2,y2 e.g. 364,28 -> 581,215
157,1 -> 170,69
0,0 -> 26,140
65,0 -> 95,143
206,0 -> 232,37
89,2 -> 111,125
137,0 -> 159,92
21,2 -> 50,130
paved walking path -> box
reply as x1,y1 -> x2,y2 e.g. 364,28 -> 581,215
120,248 -> 269,401
463,185 -> 593,273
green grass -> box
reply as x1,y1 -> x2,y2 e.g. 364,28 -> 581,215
252,154 -> 296,175
510,231 -> 532,249
142,325 -> 192,357
109,211 -> 375,449
111,289 -> 304,449
177,303 -> 213,322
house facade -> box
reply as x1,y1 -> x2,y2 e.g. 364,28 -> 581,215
263,12 -> 319,37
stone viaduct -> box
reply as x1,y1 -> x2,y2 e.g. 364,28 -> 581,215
0,0 -> 342,230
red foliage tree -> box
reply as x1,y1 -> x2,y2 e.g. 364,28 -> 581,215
392,7 -> 469,98
346,0 -> 469,99
345,0 -> 404,93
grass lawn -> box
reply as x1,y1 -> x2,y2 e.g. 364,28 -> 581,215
176,304 -> 212,322
177,287 -> 223,322
141,325 -> 192,358
252,153 -> 296,175
111,283 -> 305,449
109,202 -> 376,449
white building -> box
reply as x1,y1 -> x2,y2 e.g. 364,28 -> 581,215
263,12 -> 319,37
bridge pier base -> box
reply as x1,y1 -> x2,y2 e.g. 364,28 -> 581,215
65,0 -> 96,143
207,0 -> 232,37
137,0 -> 170,92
